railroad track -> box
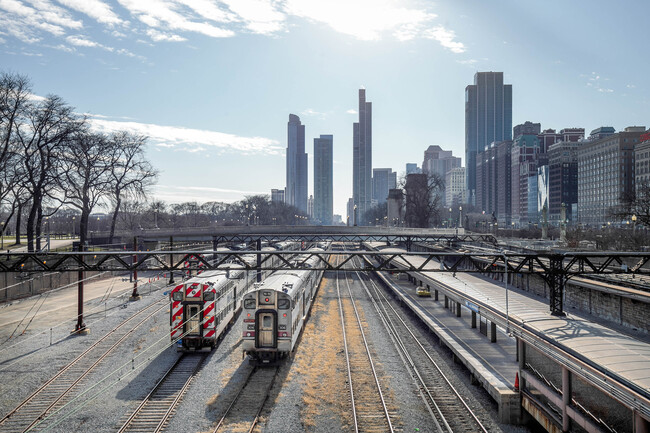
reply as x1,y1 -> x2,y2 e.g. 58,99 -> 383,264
118,353 -> 207,433
0,299 -> 167,433
353,257 -> 489,433
337,253 -> 395,433
212,365 -> 279,433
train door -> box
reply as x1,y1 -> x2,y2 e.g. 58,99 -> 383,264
256,311 -> 277,348
185,303 -> 202,336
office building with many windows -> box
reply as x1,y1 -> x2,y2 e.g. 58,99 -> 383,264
314,134 -> 333,225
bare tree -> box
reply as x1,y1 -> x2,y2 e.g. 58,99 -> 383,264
16,95 -> 84,251
106,132 -> 157,243
0,72 -> 31,166
403,173 -> 445,228
59,131 -> 116,248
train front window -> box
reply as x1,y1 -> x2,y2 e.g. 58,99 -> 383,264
278,298 -> 290,309
244,299 -> 256,309
263,315 -> 272,327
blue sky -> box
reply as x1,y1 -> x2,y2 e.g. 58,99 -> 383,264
2,0 -> 648,217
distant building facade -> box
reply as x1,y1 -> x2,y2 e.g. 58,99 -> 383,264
406,163 -> 421,175
422,145 -> 461,179
271,188 -> 285,203
465,72 -> 512,205
476,140 -> 511,224
286,114 -> 308,213
445,167 -> 466,209
547,128 -> 584,223
635,132 -> 650,193
353,89 -> 372,224
578,127 -> 646,226
314,135 -> 333,225
372,168 -> 397,204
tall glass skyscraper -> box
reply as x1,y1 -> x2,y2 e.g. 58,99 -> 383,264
353,89 -> 372,224
465,72 -> 512,205
314,135 -> 333,225
286,114 -> 308,213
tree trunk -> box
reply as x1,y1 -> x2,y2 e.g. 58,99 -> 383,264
14,203 -> 22,245
108,194 -> 121,245
35,204 -> 43,251
26,192 -> 39,252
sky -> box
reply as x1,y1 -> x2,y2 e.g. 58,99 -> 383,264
1,0 -> 649,217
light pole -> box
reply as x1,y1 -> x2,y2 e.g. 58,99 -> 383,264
449,207 -> 452,228
72,216 -> 76,236
46,216 -> 50,251
0,221 -> 4,250
353,205 -> 358,227
511,221 -> 515,238
459,206 -> 462,229
632,214 -> 637,234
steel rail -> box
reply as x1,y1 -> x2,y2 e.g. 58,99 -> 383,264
118,353 -> 207,433
338,250 -> 394,433
0,299 -> 167,433
355,256 -> 489,433
211,366 -> 280,433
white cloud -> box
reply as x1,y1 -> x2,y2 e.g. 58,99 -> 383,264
346,109 -> 357,114
456,59 -> 477,65
598,88 -> 614,93
627,84 -> 636,89
286,0 -> 436,41
66,34 -> 100,47
221,0 -> 285,35
116,0 -> 235,38
88,117 -> 283,155
56,0 -> 124,26
302,108 -> 327,118
423,26 -> 465,53
146,28 -> 186,42
152,184 -> 267,204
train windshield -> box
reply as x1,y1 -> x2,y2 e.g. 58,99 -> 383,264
278,298 -> 290,309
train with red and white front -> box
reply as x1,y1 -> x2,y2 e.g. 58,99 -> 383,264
241,248 -> 327,363
169,243 -> 296,351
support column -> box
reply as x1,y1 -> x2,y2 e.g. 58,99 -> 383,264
169,236 -> 175,284
549,255 -> 566,316
518,337 -> 526,390
456,302 -> 461,317
444,295 -> 449,308
256,238 -> 262,282
471,311 -> 477,328
75,242 -> 88,333
562,366 -> 571,432
130,236 -> 141,300
434,289 -> 438,301
490,321 -> 497,343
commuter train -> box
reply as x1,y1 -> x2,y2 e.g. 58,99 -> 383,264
169,244 -> 296,351
241,248 -> 326,363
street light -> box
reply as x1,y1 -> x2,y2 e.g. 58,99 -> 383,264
511,221 -> 515,238
449,207 -> 452,228
0,221 -> 4,250
353,205 -> 358,227
459,206 -> 462,230
72,216 -> 76,236
632,214 -> 637,234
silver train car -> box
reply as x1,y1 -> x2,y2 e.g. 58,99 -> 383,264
241,249 -> 326,363
170,248 -> 280,351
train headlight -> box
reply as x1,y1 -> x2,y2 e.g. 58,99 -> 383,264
172,292 -> 183,301
246,332 -> 251,337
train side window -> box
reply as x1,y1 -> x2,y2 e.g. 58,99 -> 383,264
278,298 -> 290,309
244,299 -> 256,309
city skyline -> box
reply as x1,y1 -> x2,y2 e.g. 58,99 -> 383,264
1,1 -> 649,217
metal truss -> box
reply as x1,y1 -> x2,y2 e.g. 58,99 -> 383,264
2,250 -> 649,275
204,233 -> 497,246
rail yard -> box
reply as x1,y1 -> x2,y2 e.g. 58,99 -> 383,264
0,232 -> 649,433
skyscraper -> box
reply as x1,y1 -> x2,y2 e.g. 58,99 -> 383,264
314,134 -> 333,225
465,72 -> 512,205
422,145 -> 461,179
286,114 -> 308,213
353,88 -> 372,224
372,168 -> 396,205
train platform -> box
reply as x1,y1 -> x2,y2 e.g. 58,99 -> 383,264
374,270 -> 521,424
370,245 -> 650,430
0,272 -> 164,340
